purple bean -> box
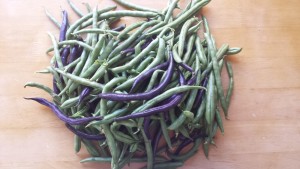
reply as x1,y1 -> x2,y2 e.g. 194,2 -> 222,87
129,60 -> 169,93
174,132 -> 206,155
153,129 -> 162,156
98,54 -> 174,101
53,78 -> 59,94
78,87 -> 92,104
144,117 -> 151,139
174,139 -> 193,155
24,97 -> 102,125
179,62 -> 194,72
67,45 -> 83,65
65,123 -> 106,140
192,75 -> 209,109
59,10 -> 68,42
113,73 -> 197,121
60,46 -> 70,66
111,24 -> 126,32
121,38 -> 153,55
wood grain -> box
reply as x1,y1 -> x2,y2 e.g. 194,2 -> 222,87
0,0 -> 299,169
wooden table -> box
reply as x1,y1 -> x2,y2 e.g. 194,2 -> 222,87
1,0 -> 299,168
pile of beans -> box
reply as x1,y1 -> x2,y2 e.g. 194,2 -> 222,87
25,0 -> 242,168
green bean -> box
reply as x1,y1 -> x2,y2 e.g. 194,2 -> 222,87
64,57 -> 81,72
175,0 -> 192,19
91,6 -> 99,47
225,61 -> 234,113
118,143 -> 129,163
99,10 -> 159,19
74,135 -> 81,153
205,72 -> 214,124
72,35 -> 93,75
99,38 -> 115,61
167,138 -> 201,161
109,20 -> 159,59
187,51 -> 197,68
178,18 -> 198,58
204,33 -> 228,116
35,69 -> 51,74
178,125 -> 191,139
101,77 -> 126,115
226,47 -> 243,55
83,35 -> 106,72
90,64 -> 107,81
60,96 -> 79,108
102,125 -> 119,168
44,7 -> 60,28
183,34 -> 196,63
147,0 -> 210,35
46,67 -> 64,91
111,123 -> 137,144
149,162 -> 183,169
67,0 -> 84,17
82,139 -> 100,157
111,38 -> 159,73
168,111 -> 188,130
80,157 -> 112,163
140,126 -> 153,169
215,108 -> 224,134
73,28 -> 120,36
172,43 -> 183,63
66,6 -> 117,39
71,106 -> 89,117
193,97 -> 206,123
136,56 -> 154,73
146,22 -> 166,35
134,86 -> 206,114
163,0 -> 179,23
117,21 -> 146,39
145,70 -> 165,92
24,82 -> 55,97
195,36 -> 208,68
159,114 -> 172,149
82,2 -> 92,13
112,0 -> 159,13
202,15 -> 210,34
62,60 -> 102,95
54,68 -> 104,89
46,40 -> 94,54
203,138 -> 210,158
114,39 -> 165,91
47,33 -> 64,69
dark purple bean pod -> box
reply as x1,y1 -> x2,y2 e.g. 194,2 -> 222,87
143,117 -> 151,139
65,123 -> 106,140
78,87 -> 92,104
24,97 -> 102,125
121,38 -> 153,55
174,139 -> 193,155
158,68 -> 186,105
179,62 -> 194,72
53,78 -> 60,94
67,45 -> 83,65
60,46 -> 70,66
192,75 -> 209,109
111,24 -> 126,32
174,132 -> 206,155
153,128 -> 162,157
129,60 -> 169,93
98,54 -> 174,101
113,74 -> 197,121
59,10 -> 68,42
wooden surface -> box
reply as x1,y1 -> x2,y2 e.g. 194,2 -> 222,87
1,0 -> 300,168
